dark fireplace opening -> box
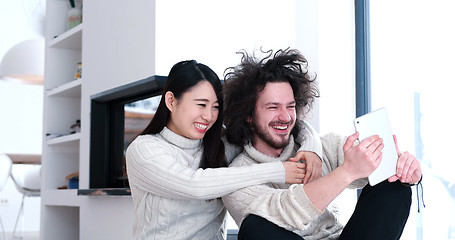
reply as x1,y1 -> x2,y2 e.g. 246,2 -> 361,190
89,75 -> 166,190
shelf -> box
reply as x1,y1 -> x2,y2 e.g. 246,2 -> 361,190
78,188 -> 131,196
47,132 -> 81,146
47,79 -> 82,97
42,189 -> 80,206
49,23 -> 83,50
42,1 -> 83,239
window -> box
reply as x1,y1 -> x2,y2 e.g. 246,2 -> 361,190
369,1 -> 455,239
318,0 -> 358,224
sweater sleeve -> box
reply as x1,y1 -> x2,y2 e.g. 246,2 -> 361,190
223,134 -> 369,232
126,136 -> 285,200
223,136 -> 242,165
295,120 -> 323,160
320,133 -> 368,188
222,178 -> 323,231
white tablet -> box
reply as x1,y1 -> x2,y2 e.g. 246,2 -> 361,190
354,108 -> 398,186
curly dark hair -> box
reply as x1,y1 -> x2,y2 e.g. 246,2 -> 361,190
223,48 -> 319,147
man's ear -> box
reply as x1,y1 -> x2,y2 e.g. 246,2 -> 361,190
247,116 -> 252,123
164,91 -> 176,112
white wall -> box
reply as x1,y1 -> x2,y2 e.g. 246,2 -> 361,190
0,81 -> 43,232
295,0 -> 320,130
80,0 -> 156,189
0,0 -> 45,232
155,0 -> 319,129
317,1 -> 356,136
155,0 -> 298,77
78,1 -> 157,238
0,0 -> 45,58
0,82 -> 42,233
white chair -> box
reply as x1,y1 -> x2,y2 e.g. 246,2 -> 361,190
10,163 -> 41,239
0,154 -> 13,240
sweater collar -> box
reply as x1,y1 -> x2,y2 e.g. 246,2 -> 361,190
244,136 -> 295,163
160,126 -> 202,149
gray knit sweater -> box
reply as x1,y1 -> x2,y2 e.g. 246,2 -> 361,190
126,124 -> 320,239
222,133 -> 368,240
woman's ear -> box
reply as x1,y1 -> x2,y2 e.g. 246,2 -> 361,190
165,91 -> 176,112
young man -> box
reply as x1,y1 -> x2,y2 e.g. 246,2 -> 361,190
222,48 -> 422,239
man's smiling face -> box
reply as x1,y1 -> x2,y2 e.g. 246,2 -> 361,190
249,81 -> 296,156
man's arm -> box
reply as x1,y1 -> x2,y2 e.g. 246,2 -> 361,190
222,177 -> 324,231
303,132 -> 383,210
222,132 -> 378,232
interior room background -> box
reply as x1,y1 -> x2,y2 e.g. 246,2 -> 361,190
0,0 -> 44,233
0,0 -> 454,239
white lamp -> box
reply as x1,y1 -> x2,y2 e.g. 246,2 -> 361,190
0,38 -> 45,85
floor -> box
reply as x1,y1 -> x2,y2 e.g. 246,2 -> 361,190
3,232 -> 39,240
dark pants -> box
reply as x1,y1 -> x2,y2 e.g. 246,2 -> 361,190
238,180 -> 412,240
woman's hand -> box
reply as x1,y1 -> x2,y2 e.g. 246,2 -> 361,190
282,161 -> 306,184
388,135 -> 422,184
289,151 -> 322,184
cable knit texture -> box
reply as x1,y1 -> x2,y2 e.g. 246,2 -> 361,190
126,127 -> 289,239
222,133 -> 368,240
126,122 -> 322,239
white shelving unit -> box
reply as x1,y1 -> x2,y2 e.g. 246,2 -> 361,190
47,78 -> 82,98
42,189 -> 80,206
48,23 -> 83,49
42,0 -> 83,239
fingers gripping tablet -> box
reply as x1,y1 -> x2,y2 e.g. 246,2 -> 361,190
354,108 -> 398,186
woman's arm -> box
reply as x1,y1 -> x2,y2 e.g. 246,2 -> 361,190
291,120 -> 323,183
126,136 -> 292,200
295,120 -> 323,159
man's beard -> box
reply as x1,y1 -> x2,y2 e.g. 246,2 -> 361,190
251,120 -> 293,149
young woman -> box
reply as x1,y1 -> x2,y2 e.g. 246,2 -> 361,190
126,60 -> 321,240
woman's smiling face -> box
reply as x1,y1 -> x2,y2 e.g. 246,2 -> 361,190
166,80 -> 219,140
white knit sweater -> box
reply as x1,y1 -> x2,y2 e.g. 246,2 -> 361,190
126,124 -> 320,240
222,133 -> 368,240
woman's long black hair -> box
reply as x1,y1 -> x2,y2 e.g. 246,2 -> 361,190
139,60 -> 227,168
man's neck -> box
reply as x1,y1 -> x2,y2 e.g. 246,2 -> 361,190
252,141 -> 284,157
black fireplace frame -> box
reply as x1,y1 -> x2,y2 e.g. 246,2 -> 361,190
88,75 -> 166,189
